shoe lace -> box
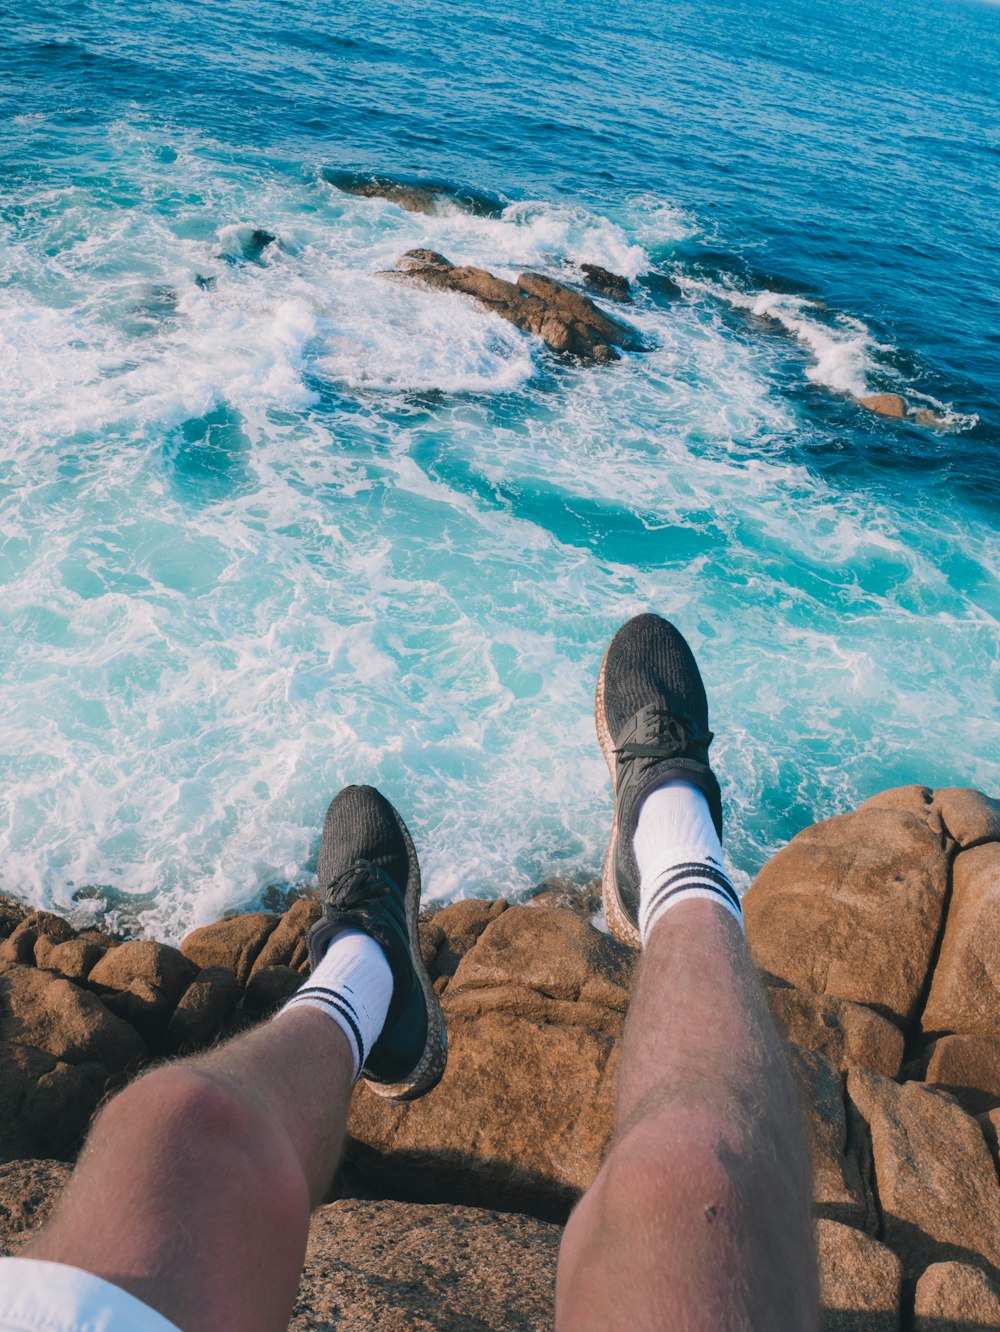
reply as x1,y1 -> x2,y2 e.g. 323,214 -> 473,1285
325,859 -> 395,909
614,707 -> 713,761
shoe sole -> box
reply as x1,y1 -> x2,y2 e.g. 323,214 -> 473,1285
368,804 -> 448,1101
595,645 -> 642,950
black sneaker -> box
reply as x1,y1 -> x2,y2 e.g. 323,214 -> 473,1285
595,614 -> 722,948
307,785 -> 446,1100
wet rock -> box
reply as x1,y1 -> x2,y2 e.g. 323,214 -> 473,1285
166,966 -> 242,1055
922,843 -> 1000,1037
848,1068 -> 1000,1281
180,912 -> 281,985
0,1043 -> 106,1163
327,173 -> 502,218
744,797 -> 949,1027
923,1035 -> 1000,1115
857,393 -> 908,419
244,965 -> 302,1017
789,1047 -> 875,1231
914,1260 -> 1000,1329
911,408 -> 950,430
580,262 -> 632,302
248,897 -> 322,980
392,252 -> 642,363
816,1219 -> 902,1332
764,978 -> 904,1077
523,878 -> 603,920
0,912 -> 73,969
0,896 -> 28,940
292,1200 -> 559,1330
0,963 -> 146,1071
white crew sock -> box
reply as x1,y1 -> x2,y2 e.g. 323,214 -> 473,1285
632,777 -> 744,945
282,929 -> 393,1080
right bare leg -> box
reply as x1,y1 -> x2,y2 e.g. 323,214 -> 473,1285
556,898 -> 817,1330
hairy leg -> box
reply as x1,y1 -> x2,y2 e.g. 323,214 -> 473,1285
27,1007 -> 352,1332
556,900 -> 817,1331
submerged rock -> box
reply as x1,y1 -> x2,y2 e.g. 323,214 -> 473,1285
391,250 -> 643,363
326,171 -> 504,218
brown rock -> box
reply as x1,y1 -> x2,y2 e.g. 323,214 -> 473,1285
450,905 -> 634,1013
924,1035 -> 1000,1114
0,963 -> 146,1071
424,897 -> 507,985
790,1047 -> 875,1231
816,1219 -> 902,1331
1,912 -> 73,969
0,1159 -> 71,1245
744,801 -> 949,1027
244,965 -> 302,1016
848,1069 -> 1000,1280
292,1200 -> 559,1330
914,1260 -> 1000,1328
922,843 -> 1000,1037
348,1007 -> 618,1221
977,1106 -> 1000,1173
912,409 -> 950,430
858,393 -> 908,419
180,912 -> 281,985
580,263 -> 632,302
336,177 -> 442,214
765,979 -> 905,1077
524,877 -> 603,920
89,940 -> 198,1007
248,897 -> 321,980
933,788 -> 1000,849
38,937 -> 107,983
0,1042 -> 106,1162
0,895 -> 28,940
166,966 -> 242,1054
392,253 -> 642,363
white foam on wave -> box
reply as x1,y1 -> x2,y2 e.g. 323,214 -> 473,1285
2,121 -> 997,941
677,274 -> 884,396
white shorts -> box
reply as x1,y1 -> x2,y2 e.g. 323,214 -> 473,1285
0,1258 -> 180,1332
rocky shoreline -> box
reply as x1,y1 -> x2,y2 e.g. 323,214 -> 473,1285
3,783 -> 1000,1328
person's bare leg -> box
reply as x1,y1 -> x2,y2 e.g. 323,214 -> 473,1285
556,899 -> 817,1330
27,1006 -> 352,1332
557,614 -> 817,1330
24,784 -> 447,1332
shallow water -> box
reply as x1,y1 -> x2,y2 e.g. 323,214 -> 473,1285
1,0 -> 998,940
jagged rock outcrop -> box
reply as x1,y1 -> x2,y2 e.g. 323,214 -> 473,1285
390,250 -> 643,363
2,783 -> 1000,1329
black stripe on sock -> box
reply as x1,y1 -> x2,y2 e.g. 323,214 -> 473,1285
644,878 -> 743,923
645,862 -> 742,915
289,986 -> 366,1069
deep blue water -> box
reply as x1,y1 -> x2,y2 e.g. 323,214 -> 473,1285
1,0 -> 998,939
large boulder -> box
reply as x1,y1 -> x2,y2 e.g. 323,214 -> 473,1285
291,1200 -> 559,1330
248,897 -> 321,979
391,251 -> 642,364
88,940 -> 199,1044
815,1219 -> 902,1331
180,913 -> 281,985
347,907 -> 626,1220
848,1069 -> 1000,1280
789,1047 -> 875,1232
765,979 -> 904,1077
744,791 -> 950,1027
0,963 -> 145,1071
857,393 -> 908,419
923,1035 -> 1000,1114
166,966 -> 242,1054
913,1260 -> 1000,1329
0,1044 -> 106,1162
921,842 -> 1000,1037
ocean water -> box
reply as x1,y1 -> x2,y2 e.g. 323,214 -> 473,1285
1,0 -> 998,941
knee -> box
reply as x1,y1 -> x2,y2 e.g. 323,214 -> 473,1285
575,1113 -> 747,1239
97,1065 -> 254,1149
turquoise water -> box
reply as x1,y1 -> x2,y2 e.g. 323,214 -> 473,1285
1,0 -> 998,940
